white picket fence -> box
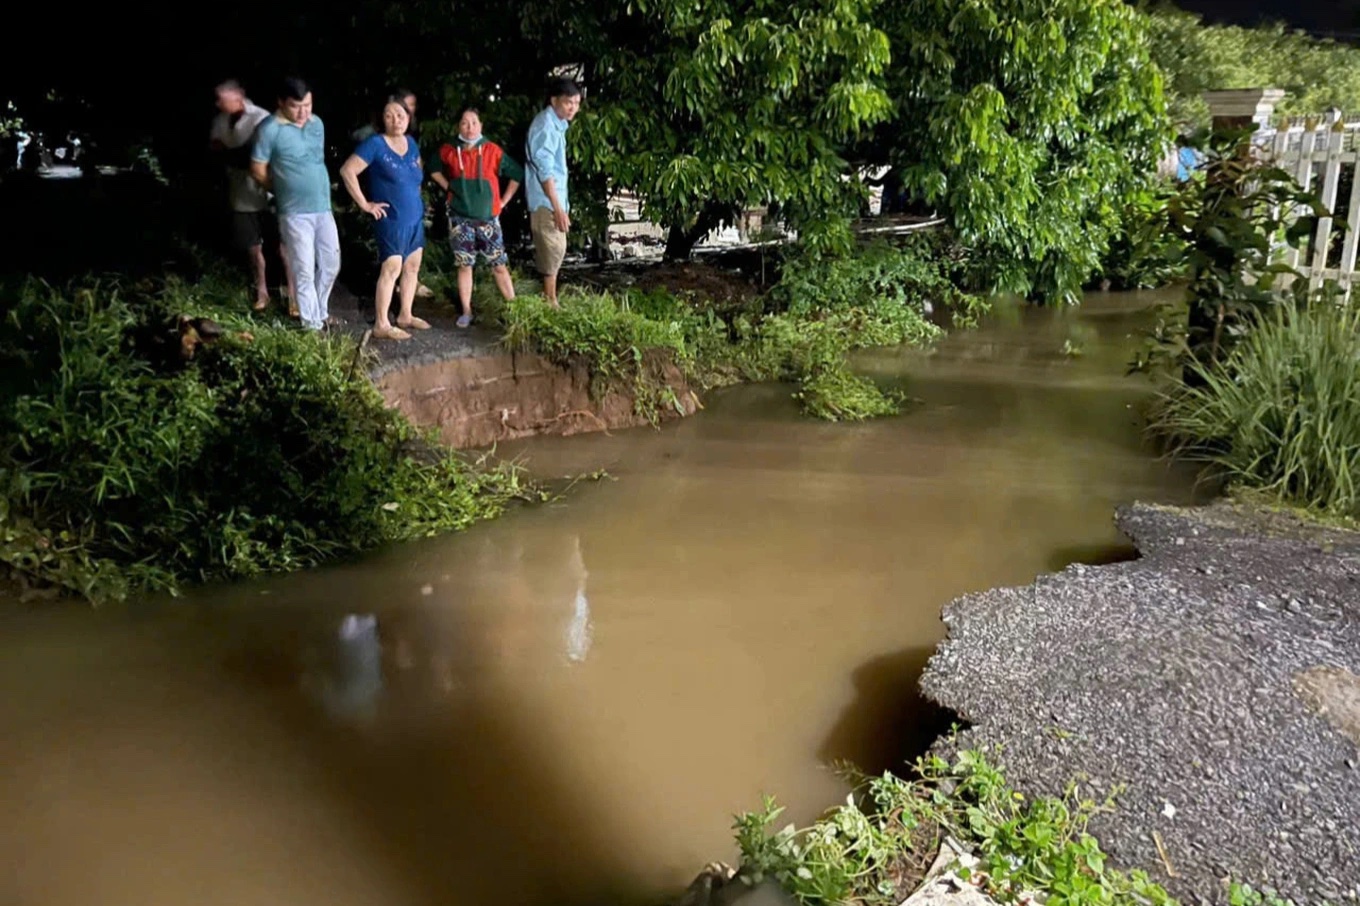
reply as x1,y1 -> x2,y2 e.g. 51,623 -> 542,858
1254,111 -> 1360,298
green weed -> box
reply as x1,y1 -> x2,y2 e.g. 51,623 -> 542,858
0,274 -> 540,603
733,746 -> 1176,906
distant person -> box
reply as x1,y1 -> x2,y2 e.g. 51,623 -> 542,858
250,76 -> 343,332
525,77 -> 581,309
339,96 -> 429,341
435,107 -> 524,328
209,79 -> 291,312
1175,135 -> 1205,183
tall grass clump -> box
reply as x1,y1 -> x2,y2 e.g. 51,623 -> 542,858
0,275 -> 538,603
1152,302 -> 1360,518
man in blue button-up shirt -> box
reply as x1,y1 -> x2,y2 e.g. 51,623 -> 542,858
525,78 -> 581,308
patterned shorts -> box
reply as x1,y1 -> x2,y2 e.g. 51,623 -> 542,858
449,215 -> 508,267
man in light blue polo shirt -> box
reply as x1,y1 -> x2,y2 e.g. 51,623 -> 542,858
525,77 -> 581,308
251,76 -> 342,331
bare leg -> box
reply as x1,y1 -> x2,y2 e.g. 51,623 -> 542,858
492,264 -> 515,301
457,266 -> 474,317
248,243 -> 269,308
543,274 -> 559,309
396,249 -> 427,328
374,255 -> 402,331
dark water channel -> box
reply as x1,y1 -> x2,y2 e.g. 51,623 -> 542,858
0,289 -> 1205,906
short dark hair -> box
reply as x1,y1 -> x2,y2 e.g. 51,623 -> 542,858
547,77 -> 582,102
394,87 -> 416,101
279,76 -> 310,102
457,106 -> 481,120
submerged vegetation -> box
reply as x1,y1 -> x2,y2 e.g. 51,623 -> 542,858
0,274 -> 539,603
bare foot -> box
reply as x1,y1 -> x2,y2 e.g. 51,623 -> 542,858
396,316 -> 431,330
373,325 -> 412,341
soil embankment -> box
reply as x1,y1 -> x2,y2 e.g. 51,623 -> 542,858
922,501 -> 1360,903
329,285 -> 698,448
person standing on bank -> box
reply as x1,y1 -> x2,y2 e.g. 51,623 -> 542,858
209,79 -> 289,311
435,107 -> 524,328
340,96 -> 429,341
525,78 -> 581,309
250,76 -> 343,332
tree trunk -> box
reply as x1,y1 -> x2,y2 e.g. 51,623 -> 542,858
664,203 -> 726,261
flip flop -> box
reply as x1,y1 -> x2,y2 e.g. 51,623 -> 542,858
373,325 -> 412,341
456,314 -> 472,329
252,298 -> 270,312
397,316 -> 431,330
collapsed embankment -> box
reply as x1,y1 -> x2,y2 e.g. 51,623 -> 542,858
372,346 -> 699,449
921,500 -> 1360,904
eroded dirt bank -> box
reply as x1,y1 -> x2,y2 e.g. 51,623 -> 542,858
375,348 -> 699,449
921,500 -> 1360,903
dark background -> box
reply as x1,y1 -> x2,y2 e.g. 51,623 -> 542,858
0,0 -> 1354,279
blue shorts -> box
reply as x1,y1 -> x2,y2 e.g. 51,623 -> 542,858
374,217 -> 424,261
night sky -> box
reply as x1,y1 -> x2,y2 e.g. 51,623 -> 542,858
1175,0 -> 1360,32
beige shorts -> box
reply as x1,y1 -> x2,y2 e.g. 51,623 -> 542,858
530,207 -> 567,276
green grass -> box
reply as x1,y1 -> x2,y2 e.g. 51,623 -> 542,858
0,273 -> 540,603
1151,302 -> 1360,519
481,240 -> 977,423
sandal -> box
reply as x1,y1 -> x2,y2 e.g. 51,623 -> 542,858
455,314 -> 472,329
373,325 -> 412,341
252,297 -> 270,312
397,316 -> 431,330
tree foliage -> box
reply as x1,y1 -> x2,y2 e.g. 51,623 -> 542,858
571,0 -> 893,259
855,0 -> 1168,303
1143,4 -> 1360,128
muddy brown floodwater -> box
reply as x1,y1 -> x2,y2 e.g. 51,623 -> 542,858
1,290 -> 1206,906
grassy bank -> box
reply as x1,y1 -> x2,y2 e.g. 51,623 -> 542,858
0,273 -> 540,603
473,238 -> 986,423
0,237 -> 980,603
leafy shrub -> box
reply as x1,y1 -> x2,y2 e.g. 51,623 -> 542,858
1131,128 -> 1330,376
0,275 -> 537,602
1151,302 -> 1360,519
734,746 -> 1175,906
1095,184 -> 1189,291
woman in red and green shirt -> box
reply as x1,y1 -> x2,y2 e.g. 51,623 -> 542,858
435,108 -> 525,328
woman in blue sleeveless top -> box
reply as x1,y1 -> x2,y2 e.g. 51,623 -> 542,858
340,97 -> 429,340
